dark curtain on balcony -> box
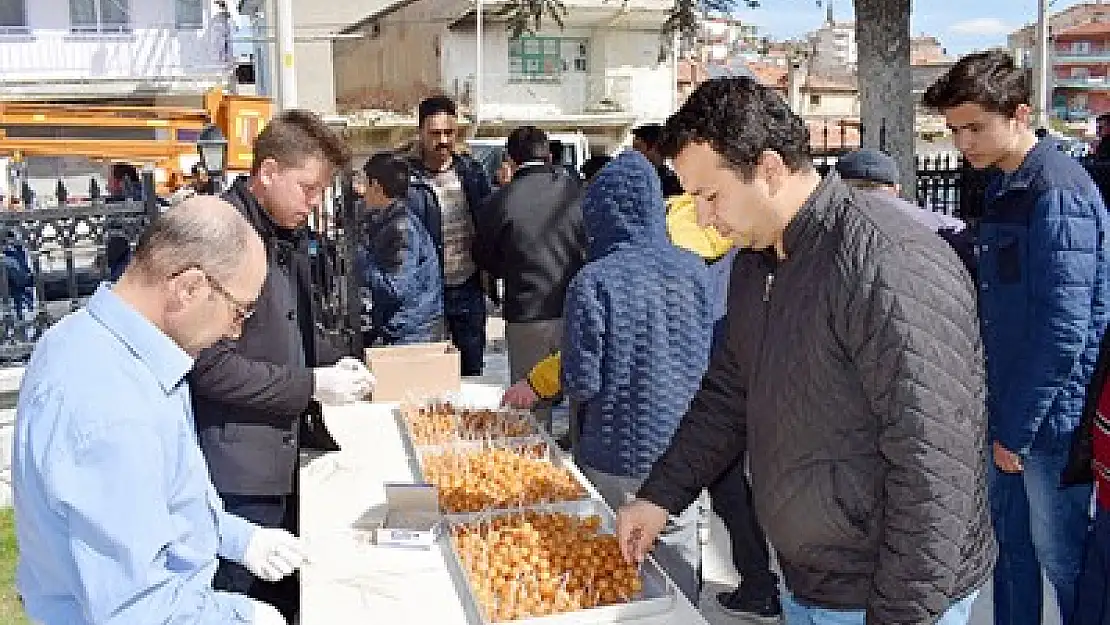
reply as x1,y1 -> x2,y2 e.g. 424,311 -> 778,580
0,0 -> 26,29
69,0 -> 129,32
176,0 -> 204,29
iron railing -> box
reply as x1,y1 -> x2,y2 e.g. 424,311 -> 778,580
0,199 -> 154,364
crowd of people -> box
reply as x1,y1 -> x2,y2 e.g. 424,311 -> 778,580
8,47 -> 1110,625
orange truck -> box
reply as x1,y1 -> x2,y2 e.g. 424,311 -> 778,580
0,88 -> 271,199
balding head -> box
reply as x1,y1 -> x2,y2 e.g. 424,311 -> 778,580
119,195 -> 268,354
131,195 -> 262,284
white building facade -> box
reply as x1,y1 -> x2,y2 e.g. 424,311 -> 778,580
333,0 -> 677,151
0,0 -> 232,100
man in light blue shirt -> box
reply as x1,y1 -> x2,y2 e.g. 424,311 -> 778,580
13,196 -> 303,625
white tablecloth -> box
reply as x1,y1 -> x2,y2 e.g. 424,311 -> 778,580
299,383 -> 709,625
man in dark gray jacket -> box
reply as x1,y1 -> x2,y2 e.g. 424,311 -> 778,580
191,110 -> 374,622
616,77 -> 995,625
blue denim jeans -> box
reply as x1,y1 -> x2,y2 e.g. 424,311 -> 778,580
990,447 -> 1093,625
781,589 -> 980,625
1075,508 -> 1110,625
443,278 -> 486,376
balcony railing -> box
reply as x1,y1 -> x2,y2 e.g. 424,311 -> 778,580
1055,49 -> 1110,64
1055,76 -> 1110,89
0,28 -> 232,92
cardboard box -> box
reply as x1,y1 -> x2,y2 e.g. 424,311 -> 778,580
373,483 -> 441,548
365,341 -> 461,402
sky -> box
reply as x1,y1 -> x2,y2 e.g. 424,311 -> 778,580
731,0 -> 1089,55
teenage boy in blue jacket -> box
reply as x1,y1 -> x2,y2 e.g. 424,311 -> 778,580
925,50 -> 1110,625
357,152 -> 444,346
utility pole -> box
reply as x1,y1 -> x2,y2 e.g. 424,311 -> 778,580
273,0 -> 297,109
1034,0 -> 1051,129
475,0 -> 483,125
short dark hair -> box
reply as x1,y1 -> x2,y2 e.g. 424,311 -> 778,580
662,77 -> 812,178
1098,112 -> 1110,125
418,96 -> 458,126
252,109 -> 351,174
922,50 -> 1030,117
632,124 -> 665,148
506,126 -> 550,164
362,152 -> 411,199
581,155 -> 613,181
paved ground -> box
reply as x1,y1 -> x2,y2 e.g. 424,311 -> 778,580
479,317 -> 1061,625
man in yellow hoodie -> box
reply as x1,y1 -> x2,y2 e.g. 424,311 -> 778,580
502,187 -> 784,618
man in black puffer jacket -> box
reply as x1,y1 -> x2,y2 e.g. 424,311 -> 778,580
617,77 -> 995,625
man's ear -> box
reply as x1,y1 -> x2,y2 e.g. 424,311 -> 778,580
256,158 -> 281,186
167,267 -> 207,310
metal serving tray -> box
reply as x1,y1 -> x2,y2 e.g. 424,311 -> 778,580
440,498 -> 676,625
397,400 -> 540,446
413,438 -> 592,514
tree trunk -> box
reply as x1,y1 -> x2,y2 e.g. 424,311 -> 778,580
854,0 -> 915,199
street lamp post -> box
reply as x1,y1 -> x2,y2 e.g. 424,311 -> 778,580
197,124 -> 230,194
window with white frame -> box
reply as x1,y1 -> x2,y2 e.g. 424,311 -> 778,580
70,0 -> 130,34
0,0 -> 28,33
176,0 -> 204,29
1071,40 -> 1093,54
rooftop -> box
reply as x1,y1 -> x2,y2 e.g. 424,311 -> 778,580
1056,21 -> 1110,37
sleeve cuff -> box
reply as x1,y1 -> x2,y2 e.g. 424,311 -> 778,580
217,508 -> 257,563
527,352 -> 562,400
635,475 -> 692,517
214,590 -> 258,624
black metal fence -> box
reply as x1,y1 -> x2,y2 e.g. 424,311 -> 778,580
308,177 -> 365,358
0,199 -> 153,364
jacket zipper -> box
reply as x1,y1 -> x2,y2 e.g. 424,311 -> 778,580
750,256 -> 777,398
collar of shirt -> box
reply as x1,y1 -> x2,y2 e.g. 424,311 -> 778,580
85,284 -> 193,393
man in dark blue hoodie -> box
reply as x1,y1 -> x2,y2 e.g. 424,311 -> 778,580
562,150 -> 713,603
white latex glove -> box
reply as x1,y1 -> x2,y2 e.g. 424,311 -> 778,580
248,598 -> 287,625
313,358 -> 375,405
243,528 -> 306,583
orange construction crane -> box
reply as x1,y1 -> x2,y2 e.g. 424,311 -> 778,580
0,88 -> 272,195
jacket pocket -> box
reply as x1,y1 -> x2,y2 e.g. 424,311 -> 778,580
767,463 -> 872,567
997,234 -> 1021,284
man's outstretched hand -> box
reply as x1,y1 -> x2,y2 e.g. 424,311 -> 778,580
616,498 -> 669,565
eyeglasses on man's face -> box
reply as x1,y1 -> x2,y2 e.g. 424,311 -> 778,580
202,272 -> 255,325
171,265 -> 255,324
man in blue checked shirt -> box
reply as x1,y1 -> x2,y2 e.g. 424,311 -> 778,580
13,196 -> 302,625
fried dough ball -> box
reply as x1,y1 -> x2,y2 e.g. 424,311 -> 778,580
451,512 -> 644,622
405,403 -> 536,445
421,449 -> 586,513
